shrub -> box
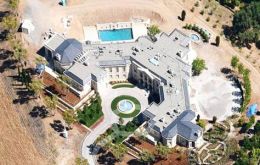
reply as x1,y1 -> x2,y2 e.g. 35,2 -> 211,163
192,58 -> 206,76
181,10 -> 186,21
148,25 -> 161,36
216,36 -> 220,46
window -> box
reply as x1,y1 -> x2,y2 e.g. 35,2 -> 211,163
123,67 -> 126,72
116,67 -> 119,72
109,68 -> 112,72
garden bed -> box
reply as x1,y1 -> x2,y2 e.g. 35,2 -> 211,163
42,72 -> 80,106
112,83 -> 134,89
77,96 -> 104,127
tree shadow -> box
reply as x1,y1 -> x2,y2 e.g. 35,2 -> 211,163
127,159 -> 143,165
97,151 -> 116,165
13,89 -> 34,105
0,49 -> 12,60
0,59 -> 17,73
29,105 -> 49,118
0,11 -> 9,21
221,67 -> 232,75
50,120 -> 65,133
0,30 -> 9,41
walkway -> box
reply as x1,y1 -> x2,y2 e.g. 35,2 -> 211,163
81,86 -> 148,165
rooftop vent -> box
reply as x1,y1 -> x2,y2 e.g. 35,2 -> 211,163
159,117 -> 165,123
176,51 -> 182,57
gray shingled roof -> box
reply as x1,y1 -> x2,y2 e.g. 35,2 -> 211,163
161,110 -> 202,141
55,39 -> 83,65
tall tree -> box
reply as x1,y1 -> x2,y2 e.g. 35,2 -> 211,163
155,143 -> 172,160
63,110 -> 77,129
238,63 -> 245,74
148,25 -> 161,36
192,58 -> 206,76
10,40 -> 27,67
181,10 -> 186,21
75,157 -> 89,165
231,56 -> 239,69
28,79 -> 43,98
9,0 -> 20,11
2,15 -> 18,33
110,144 -> 127,161
140,150 -> 155,164
44,95 -> 58,116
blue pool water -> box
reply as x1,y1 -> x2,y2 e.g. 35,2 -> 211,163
191,34 -> 200,41
98,28 -> 133,42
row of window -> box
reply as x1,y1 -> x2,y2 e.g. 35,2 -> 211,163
108,67 -> 126,72
109,74 -> 127,79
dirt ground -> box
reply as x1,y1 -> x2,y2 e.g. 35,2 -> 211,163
43,112 -> 89,164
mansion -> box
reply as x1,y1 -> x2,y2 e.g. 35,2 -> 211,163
43,28 -> 203,148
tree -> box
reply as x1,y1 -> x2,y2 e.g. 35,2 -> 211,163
155,143 -> 172,160
9,0 -> 19,11
192,58 -> 206,76
238,63 -> 244,74
2,15 -> 18,33
197,119 -> 206,129
10,40 -> 27,68
231,2 -> 260,46
196,114 -> 200,122
181,10 -> 186,21
254,122 -> 260,135
110,144 -> 127,161
56,78 -> 68,95
44,95 -> 58,116
140,150 -> 155,164
63,110 -> 77,129
148,25 -> 161,36
212,116 -> 217,124
216,36 -> 220,46
231,56 -> 239,69
35,56 -> 47,65
75,157 -> 89,165
28,79 -> 43,98
119,117 -> 124,125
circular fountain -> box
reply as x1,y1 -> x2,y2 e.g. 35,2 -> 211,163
117,99 -> 135,114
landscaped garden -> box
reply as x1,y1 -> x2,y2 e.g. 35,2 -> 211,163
112,83 -> 134,89
111,95 -> 141,118
77,95 -> 103,127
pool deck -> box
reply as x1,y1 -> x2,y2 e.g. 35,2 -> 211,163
83,19 -> 149,43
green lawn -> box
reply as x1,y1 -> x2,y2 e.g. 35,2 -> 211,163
106,117 -> 141,144
77,96 -> 103,127
112,83 -> 135,89
111,95 -> 141,118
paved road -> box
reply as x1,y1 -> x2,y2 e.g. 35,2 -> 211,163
81,86 -> 148,165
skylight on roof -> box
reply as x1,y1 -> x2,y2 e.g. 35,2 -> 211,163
149,58 -> 159,66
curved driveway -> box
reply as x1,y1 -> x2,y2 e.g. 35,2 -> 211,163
81,86 -> 148,165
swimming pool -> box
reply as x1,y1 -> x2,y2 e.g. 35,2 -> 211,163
98,28 -> 133,42
191,34 -> 200,42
